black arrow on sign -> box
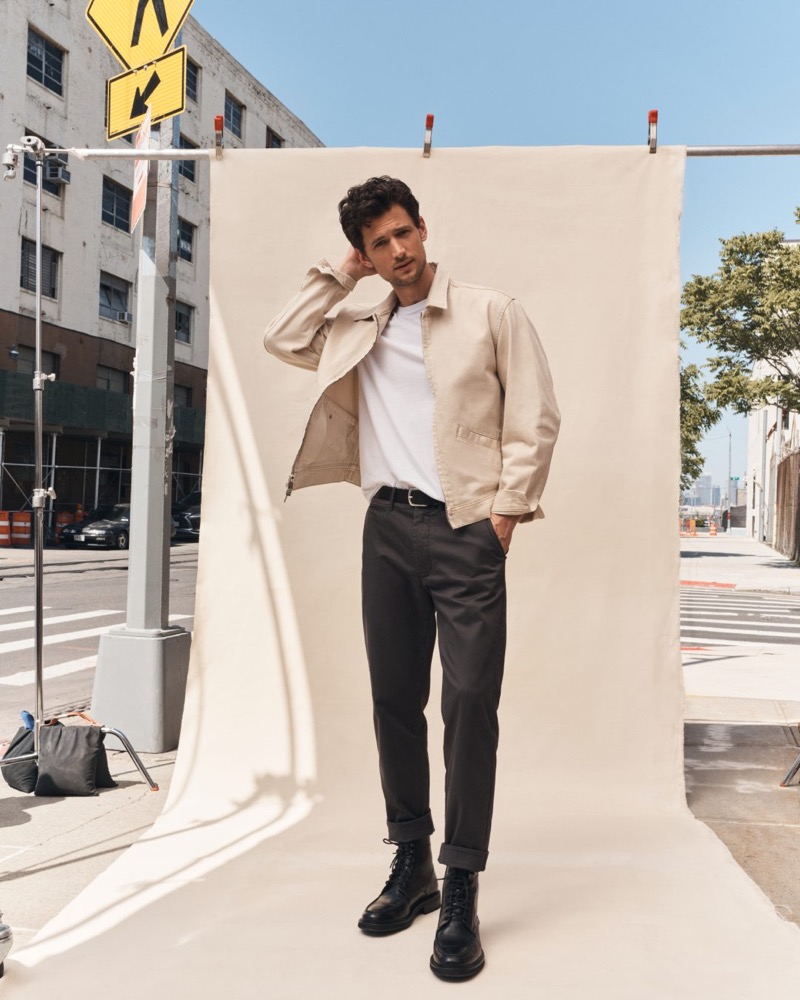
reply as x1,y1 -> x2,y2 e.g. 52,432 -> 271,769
131,0 -> 169,47
131,71 -> 161,118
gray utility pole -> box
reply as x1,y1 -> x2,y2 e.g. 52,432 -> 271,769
92,116 -> 190,752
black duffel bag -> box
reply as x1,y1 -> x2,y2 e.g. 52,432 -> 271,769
2,715 -> 117,796
1,726 -> 39,793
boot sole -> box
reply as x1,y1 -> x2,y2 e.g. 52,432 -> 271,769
358,890 -> 441,936
429,951 -> 485,981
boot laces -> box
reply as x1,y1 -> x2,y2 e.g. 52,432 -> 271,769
441,868 -> 471,923
383,838 -> 416,894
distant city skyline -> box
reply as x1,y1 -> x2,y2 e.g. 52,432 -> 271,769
683,472 -> 746,508
697,416 -> 748,496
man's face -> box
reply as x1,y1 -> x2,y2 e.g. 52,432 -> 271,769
357,205 -> 429,293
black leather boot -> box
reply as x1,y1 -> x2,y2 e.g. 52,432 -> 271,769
358,838 -> 441,935
429,867 -> 485,980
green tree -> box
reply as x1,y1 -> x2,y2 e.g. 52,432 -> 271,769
680,354 -> 720,492
681,223 -> 800,414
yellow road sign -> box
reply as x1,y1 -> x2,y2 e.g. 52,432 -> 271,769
87,0 -> 194,70
106,46 -> 186,140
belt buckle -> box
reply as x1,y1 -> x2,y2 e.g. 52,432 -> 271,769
407,489 -> 426,508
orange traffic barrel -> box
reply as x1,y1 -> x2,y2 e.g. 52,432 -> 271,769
0,512 -> 10,547
709,519 -> 717,537
54,511 -> 73,542
11,511 -> 32,547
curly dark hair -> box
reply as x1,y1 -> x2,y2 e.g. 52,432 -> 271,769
338,176 -> 421,254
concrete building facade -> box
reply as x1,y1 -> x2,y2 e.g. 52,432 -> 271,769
0,2 -> 322,522
747,402 -> 800,556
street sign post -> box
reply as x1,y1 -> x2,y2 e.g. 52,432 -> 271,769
106,46 -> 186,139
86,0 -> 194,69
86,0 -> 194,749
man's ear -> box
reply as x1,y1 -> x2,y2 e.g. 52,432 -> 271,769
355,248 -> 373,268
419,217 -> 428,242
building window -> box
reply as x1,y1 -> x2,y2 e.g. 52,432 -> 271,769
16,346 -> 59,377
178,134 -> 197,181
97,365 -> 129,394
266,127 -> 284,149
99,271 -> 132,322
174,384 -> 192,408
23,130 -> 67,197
20,238 -> 59,299
175,301 -> 194,343
224,92 -> 244,138
27,27 -> 64,96
186,59 -> 199,102
102,176 -> 132,232
177,217 -> 195,262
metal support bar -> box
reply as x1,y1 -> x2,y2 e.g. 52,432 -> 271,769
49,148 -> 211,161
0,753 -> 37,768
687,145 -> 800,157
8,142 -> 800,170
47,432 -> 58,537
781,751 -> 800,788
4,144 -> 213,165
102,727 -> 160,791
32,145 -> 46,752
94,435 -> 102,508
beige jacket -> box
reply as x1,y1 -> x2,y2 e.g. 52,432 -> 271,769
264,260 -> 560,530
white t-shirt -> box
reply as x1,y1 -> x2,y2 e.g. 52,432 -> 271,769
357,299 -> 445,501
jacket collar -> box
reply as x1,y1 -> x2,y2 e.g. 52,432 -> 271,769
350,262 -> 449,321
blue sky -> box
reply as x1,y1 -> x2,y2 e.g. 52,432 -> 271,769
193,0 -> 800,489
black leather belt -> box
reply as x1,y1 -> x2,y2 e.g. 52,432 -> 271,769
374,486 -> 445,509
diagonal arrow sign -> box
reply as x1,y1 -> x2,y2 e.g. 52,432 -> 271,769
131,70 -> 161,118
106,46 -> 186,140
131,0 -> 169,47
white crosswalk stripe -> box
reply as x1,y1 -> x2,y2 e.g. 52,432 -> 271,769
0,656 -> 97,687
0,613 -> 192,658
0,610 -> 120,634
681,586 -> 800,647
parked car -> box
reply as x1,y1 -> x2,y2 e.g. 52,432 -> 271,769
172,489 -> 201,541
60,504 -> 132,550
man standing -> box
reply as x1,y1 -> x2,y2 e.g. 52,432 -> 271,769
264,176 -> 559,980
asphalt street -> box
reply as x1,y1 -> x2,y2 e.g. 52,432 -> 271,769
0,544 -> 198,739
681,585 -> 800,648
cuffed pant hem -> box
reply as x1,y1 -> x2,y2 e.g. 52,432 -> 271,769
387,811 -> 435,842
438,843 -> 488,872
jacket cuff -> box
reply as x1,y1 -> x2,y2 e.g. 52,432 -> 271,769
313,258 -> 357,292
491,489 -> 537,518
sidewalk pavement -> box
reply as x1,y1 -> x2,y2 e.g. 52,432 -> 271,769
681,533 -> 800,726
681,532 -> 800,930
0,543 -> 192,957
1,535 -> 800,969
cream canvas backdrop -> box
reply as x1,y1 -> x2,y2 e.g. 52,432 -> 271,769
8,147 -> 800,998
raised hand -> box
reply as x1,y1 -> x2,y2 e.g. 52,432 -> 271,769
338,245 -> 377,283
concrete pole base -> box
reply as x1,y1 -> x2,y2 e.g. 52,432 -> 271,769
92,628 -> 191,753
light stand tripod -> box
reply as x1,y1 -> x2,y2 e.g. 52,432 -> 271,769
0,137 -> 157,791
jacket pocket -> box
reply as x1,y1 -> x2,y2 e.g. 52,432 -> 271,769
456,424 -> 501,450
